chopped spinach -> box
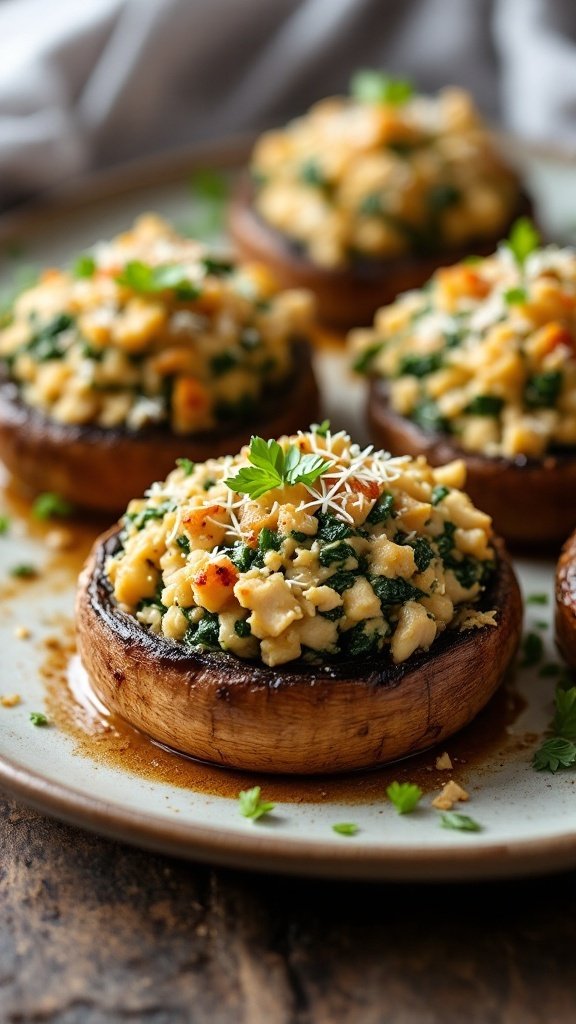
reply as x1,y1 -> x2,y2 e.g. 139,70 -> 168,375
366,491 -> 395,524
316,511 -> 353,543
370,575 -> 425,606
524,371 -> 563,409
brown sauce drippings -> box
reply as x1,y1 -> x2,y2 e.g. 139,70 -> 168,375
40,618 -> 530,805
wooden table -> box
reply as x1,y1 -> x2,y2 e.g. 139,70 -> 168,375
1,794 -> 574,1023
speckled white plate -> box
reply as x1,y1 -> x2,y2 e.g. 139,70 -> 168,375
0,139 -> 574,881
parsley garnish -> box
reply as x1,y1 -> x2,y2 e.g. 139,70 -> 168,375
332,822 -> 359,836
29,712 -> 49,726
440,812 -> 482,832
351,70 -> 414,105
519,631 -> 544,667
353,341 -> 384,374
176,457 -> 195,476
533,737 -> 576,772
506,217 -> 540,266
431,485 -> 449,506
503,286 -> 527,306
10,563 -> 37,579
116,261 -> 199,300
225,435 -> 332,499
0,514 -> 10,535
526,593 -> 548,605
524,371 -> 563,410
533,685 -> 576,771
238,786 -> 275,822
312,419 -> 330,437
32,492 -> 74,520
188,169 -> 228,237
386,781 -> 423,814
465,395 -> 504,417
73,253 -> 96,279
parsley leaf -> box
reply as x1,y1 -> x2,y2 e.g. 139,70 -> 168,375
32,492 -> 74,520
533,737 -> 576,773
506,217 -> 540,266
553,686 -> 576,740
351,70 -> 414,105
238,786 -> 275,822
386,781 -> 423,814
73,253 -> 96,279
116,261 -> 199,300
332,822 -> 359,836
0,514 -> 10,535
9,563 -> 37,579
431,485 -> 449,505
526,593 -> 548,605
519,631 -> 544,667
225,435 -> 332,499
29,712 -> 49,726
503,286 -> 527,306
176,457 -> 195,476
440,812 -> 482,832
312,419 -> 330,437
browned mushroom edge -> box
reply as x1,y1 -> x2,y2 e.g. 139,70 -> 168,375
0,339 -> 319,514
75,527 -> 522,774
556,529 -> 576,670
368,379 -> 576,549
229,180 -> 534,330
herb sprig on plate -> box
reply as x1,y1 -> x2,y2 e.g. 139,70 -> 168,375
225,435 -> 333,500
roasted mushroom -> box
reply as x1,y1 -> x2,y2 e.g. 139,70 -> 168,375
0,215 -> 319,513
231,74 -> 529,329
76,425 -> 522,774
352,224 -> 576,546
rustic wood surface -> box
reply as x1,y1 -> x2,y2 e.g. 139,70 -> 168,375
1,794 -> 575,1024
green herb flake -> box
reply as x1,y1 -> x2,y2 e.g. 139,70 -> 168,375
524,371 -> 563,410
386,781 -> 423,814
440,811 -> 482,832
116,261 -> 199,301
533,737 -> 576,773
351,70 -> 414,106
234,619 -> 251,638
398,352 -> 443,378
187,169 -> 229,237
313,419 -> 330,437
73,253 -> 96,279
29,712 -> 49,727
366,491 -> 394,524
238,786 -> 275,822
332,822 -> 359,836
10,563 -> 37,579
506,217 -> 540,267
431,485 -> 449,506
464,395 -> 504,417
526,593 -> 549,605
32,492 -> 74,521
353,341 -> 384,374
503,286 -> 527,306
176,457 -> 195,476
519,631 -> 544,667
552,686 -> 576,740
0,514 -> 10,535
225,435 -> 332,499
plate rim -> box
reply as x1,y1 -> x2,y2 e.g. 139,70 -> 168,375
1,746 -> 576,881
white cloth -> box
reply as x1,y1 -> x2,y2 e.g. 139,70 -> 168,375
1,0 -> 576,205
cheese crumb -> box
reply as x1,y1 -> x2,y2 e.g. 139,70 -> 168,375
432,779 -> 469,810
14,625 -> 31,640
1,694 -> 21,708
45,527 -> 74,551
435,751 -> 453,771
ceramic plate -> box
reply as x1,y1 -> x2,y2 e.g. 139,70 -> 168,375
0,139 -> 574,881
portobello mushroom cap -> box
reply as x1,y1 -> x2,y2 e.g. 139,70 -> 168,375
555,527 -> 576,669
368,380 -> 576,547
0,340 -> 318,514
229,179 -> 533,331
76,528 -> 522,774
